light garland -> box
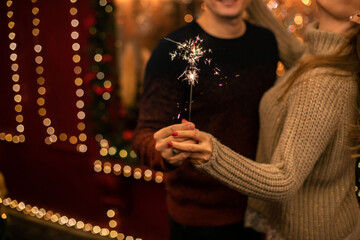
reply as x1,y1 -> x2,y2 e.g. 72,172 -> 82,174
95,134 -> 139,163
93,160 -> 164,184
31,0 -> 88,153
0,197 -> 142,240
0,0 -> 26,144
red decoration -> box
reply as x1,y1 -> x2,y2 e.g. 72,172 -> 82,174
122,130 -> 133,141
119,103 -> 127,117
84,72 -> 96,84
93,85 -> 104,95
84,16 -> 96,29
101,54 -> 113,62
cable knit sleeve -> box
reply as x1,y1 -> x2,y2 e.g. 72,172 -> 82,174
247,0 -> 306,68
196,73 -> 346,202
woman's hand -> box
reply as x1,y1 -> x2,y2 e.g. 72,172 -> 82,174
153,120 -> 196,167
168,129 -> 213,165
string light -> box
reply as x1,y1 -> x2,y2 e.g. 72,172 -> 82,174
1,0 -> 26,143
94,134 -> 138,162
0,197 -> 136,239
93,160 -> 163,183
28,0 -> 88,152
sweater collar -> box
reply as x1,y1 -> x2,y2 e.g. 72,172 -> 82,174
305,21 -> 350,56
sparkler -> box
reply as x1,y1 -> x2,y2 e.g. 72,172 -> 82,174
164,35 -> 213,121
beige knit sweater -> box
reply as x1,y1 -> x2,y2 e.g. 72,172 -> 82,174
196,4 -> 360,240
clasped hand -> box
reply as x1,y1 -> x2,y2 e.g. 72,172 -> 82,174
153,120 -> 213,167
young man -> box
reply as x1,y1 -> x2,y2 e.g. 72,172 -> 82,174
132,0 -> 279,239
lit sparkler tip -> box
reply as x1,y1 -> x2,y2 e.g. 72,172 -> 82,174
186,70 -> 199,86
164,35 -> 210,86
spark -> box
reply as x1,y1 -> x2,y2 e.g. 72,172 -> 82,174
164,35 -> 210,86
164,35 -> 216,121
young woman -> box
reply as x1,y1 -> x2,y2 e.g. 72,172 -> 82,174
160,0 -> 360,239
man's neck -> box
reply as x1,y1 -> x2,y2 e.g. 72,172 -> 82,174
196,11 -> 246,39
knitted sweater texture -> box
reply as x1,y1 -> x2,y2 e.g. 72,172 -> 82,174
196,22 -> 360,239
132,20 -> 279,226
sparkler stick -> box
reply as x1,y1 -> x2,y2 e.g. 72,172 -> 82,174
189,84 -> 193,121
164,35 -> 211,121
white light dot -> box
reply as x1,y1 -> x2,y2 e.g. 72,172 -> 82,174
71,19 -> 79,27
94,54 -> 102,62
99,0 -> 107,6
9,42 -> 16,50
72,43 -> 80,51
34,44 -> 42,53
71,31 -> 79,39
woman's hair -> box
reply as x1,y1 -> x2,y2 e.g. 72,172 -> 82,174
279,29 -> 360,100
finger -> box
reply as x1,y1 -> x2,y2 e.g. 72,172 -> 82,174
155,136 -> 172,152
172,129 -> 206,142
155,135 -> 195,153
170,141 -> 203,153
165,152 -> 191,166
160,147 -> 178,160
170,122 -> 196,132
171,137 -> 196,143
154,125 -> 176,141
154,123 -> 196,140
182,139 -> 197,144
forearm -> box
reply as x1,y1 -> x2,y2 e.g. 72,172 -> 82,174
195,135 -> 298,202
196,75 -> 345,202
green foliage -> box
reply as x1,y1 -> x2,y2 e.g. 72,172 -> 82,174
86,0 -> 139,165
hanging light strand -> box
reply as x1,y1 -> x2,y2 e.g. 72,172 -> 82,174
0,197 -> 140,239
0,0 -> 26,144
31,0 -> 87,152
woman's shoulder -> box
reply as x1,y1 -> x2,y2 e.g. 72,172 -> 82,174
298,66 -> 356,87
289,67 -> 358,103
